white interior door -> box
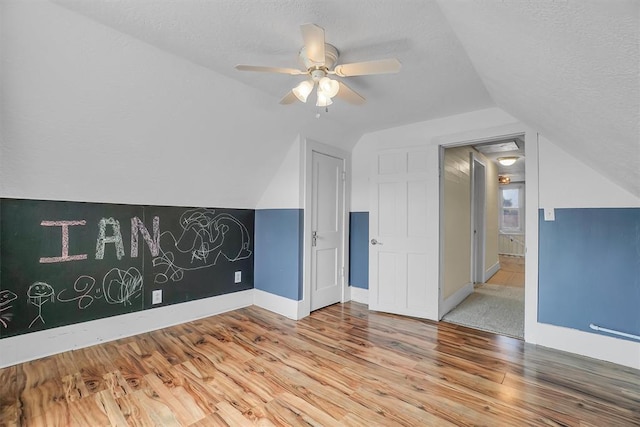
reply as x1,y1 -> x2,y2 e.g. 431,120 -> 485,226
311,151 -> 344,311
369,148 -> 432,318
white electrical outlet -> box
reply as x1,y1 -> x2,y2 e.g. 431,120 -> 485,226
544,208 -> 555,221
234,271 -> 242,283
152,289 -> 162,304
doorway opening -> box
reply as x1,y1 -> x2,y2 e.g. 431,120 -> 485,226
440,137 -> 526,339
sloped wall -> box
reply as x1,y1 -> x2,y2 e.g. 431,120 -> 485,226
0,1 -> 300,208
437,0 -> 640,197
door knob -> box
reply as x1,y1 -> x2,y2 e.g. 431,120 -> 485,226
371,238 -> 383,245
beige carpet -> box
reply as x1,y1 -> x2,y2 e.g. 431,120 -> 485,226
442,283 -> 524,339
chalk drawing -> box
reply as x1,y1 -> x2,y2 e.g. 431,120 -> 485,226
95,217 -> 125,260
56,268 -> 143,309
57,275 -> 100,309
152,251 -> 183,283
102,267 -> 143,306
39,220 -> 88,263
131,216 -> 160,257
0,290 -> 18,328
27,282 -> 55,328
152,209 -> 252,284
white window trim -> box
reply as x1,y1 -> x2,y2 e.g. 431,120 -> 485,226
499,183 -> 525,234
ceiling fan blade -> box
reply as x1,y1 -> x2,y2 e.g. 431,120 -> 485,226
334,58 -> 401,77
235,65 -> 304,75
300,23 -> 326,66
336,81 -> 365,105
279,91 -> 299,105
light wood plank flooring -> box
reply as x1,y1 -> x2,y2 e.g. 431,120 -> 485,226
1,302 -> 639,426
486,255 -> 525,288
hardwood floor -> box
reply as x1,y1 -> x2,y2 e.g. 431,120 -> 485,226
1,302 -> 639,426
486,255 -> 525,288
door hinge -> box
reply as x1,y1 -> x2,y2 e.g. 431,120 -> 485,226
341,171 -> 346,182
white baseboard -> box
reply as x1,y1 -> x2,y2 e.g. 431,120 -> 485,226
533,322 -> 640,370
350,286 -> 369,304
485,261 -> 500,281
253,289 -> 303,320
0,289 -> 254,369
439,282 -> 474,319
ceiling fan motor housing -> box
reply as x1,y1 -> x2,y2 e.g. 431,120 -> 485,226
299,43 -> 339,71
310,69 -> 326,82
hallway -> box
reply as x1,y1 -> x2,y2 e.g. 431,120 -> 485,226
442,256 -> 525,338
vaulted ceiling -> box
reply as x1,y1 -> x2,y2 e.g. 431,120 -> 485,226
10,1 -> 640,198
51,0 -> 494,135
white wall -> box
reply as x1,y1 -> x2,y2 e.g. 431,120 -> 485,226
256,136 -> 304,210
539,136 -> 640,209
0,1 -> 355,208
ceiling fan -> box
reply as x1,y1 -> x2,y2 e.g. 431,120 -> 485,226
235,24 -> 401,107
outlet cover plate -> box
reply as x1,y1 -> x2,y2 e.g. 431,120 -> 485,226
152,289 -> 162,304
544,208 -> 555,221
234,271 -> 241,283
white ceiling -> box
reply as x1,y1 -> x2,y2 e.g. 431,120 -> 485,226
51,0 -> 494,134
51,0 -> 639,197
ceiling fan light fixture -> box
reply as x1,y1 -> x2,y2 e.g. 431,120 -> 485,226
235,23 -> 401,107
497,156 -> 519,166
319,77 -> 340,98
316,91 -> 333,107
292,80 -> 314,103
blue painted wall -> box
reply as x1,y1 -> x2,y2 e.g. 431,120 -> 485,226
254,209 -> 304,300
538,208 -> 640,341
349,212 -> 369,289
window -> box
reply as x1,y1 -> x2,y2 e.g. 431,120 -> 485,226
500,184 -> 524,233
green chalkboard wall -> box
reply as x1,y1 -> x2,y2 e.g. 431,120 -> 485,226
0,198 -> 254,339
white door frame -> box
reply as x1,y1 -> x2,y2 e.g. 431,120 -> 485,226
436,125 -> 538,338
470,153 -> 487,284
299,138 -> 350,319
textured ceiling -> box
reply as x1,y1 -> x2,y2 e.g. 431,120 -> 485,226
51,0 -> 493,134
438,0 -> 640,197
50,0 -> 639,197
